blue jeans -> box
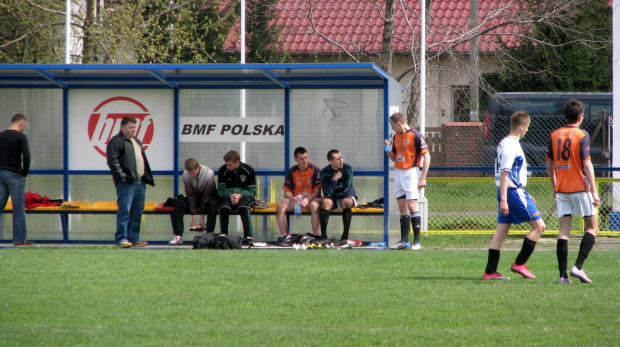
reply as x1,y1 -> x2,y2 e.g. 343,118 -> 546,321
0,170 -> 27,243
114,180 -> 146,243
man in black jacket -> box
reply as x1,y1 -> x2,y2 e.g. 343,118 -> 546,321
319,149 -> 357,243
217,150 -> 256,240
106,116 -> 155,248
0,114 -> 32,246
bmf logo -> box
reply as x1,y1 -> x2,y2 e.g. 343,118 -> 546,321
87,96 -> 155,157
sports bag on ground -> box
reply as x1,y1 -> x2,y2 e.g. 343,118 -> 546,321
193,232 -> 217,249
214,234 -> 243,250
193,233 -> 242,250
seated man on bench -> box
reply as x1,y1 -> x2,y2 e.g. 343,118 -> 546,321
276,147 -> 322,236
217,150 -> 256,242
319,149 -> 357,244
169,158 -> 218,245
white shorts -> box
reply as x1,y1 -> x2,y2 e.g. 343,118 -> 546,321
556,192 -> 597,218
394,167 -> 420,200
335,197 -> 357,209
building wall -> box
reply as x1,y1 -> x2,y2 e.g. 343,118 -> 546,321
296,53 -> 501,129
392,54 -> 501,128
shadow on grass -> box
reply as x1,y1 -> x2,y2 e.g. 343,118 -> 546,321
397,275 -> 481,281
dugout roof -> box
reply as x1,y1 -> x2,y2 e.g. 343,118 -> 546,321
0,63 -> 389,89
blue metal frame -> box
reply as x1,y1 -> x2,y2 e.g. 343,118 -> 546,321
0,63 -> 395,244
62,88 -> 70,200
383,79 -> 390,246
173,88 -> 180,195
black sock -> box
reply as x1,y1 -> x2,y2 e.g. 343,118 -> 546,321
515,237 -> 537,265
400,214 -> 411,243
485,249 -> 500,274
557,239 -> 569,278
411,213 -> 421,244
341,208 -> 352,240
319,208 -> 330,238
575,232 -> 596,269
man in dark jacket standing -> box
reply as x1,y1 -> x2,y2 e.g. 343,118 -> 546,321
0,114 -> 32,246
106,116 -> 155,248
217,150 -> 256,240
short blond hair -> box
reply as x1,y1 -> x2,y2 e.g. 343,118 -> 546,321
184,158 -> 199,171
389,112 -> 406,124
510,111 -> 530,131
223,150 -> 240,162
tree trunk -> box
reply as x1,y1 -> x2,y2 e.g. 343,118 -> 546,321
81,0 -> 96,63
380,0 -> 395,75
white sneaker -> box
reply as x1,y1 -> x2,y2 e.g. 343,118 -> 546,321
390,241 -> 411,250
169,236 -> 183,245
411,242 -> 422,250
558,277 -> 572,284
570,266 -> 592,283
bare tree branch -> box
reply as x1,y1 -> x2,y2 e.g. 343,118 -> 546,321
0,22 -> 66,51
24,0 -> 65,16
303,0 -> 360,63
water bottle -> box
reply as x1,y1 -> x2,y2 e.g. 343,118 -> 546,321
369,242 -> 386,249
384,134 -> 393,152
294,193 -> 302,217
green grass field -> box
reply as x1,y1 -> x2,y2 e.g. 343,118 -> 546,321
1,238 -> 619,346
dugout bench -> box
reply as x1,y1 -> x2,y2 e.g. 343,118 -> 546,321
2,201 -> 384,243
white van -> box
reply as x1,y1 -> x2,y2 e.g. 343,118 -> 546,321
483,92 -> 612,170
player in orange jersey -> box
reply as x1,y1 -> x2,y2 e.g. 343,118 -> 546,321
276,147 -> 322,236
384,112 -> 431,250
547,99 -> 600,284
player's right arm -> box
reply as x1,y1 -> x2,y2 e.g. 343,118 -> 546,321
182,172 -> 198,214
320,169 -> 337,198
216,165 -> 232,199
546,159 -> 556,189
546,134 -> 558,198
583,159 -> 600,206
499,171 -> 509,216
419,151 -> 431,189
385,140 -> 396,162
282,168 -> 296,202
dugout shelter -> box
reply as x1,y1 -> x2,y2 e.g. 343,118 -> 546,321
0,63 -> 402,244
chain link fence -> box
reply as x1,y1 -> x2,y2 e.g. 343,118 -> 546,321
426,177 -> 620,235
425,105 -> 617,235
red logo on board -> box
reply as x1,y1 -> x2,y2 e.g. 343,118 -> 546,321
87,96 -> 155,157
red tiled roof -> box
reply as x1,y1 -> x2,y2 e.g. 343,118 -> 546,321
223,0 -> 525,54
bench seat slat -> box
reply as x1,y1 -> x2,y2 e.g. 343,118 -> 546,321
4,201 -> 383,215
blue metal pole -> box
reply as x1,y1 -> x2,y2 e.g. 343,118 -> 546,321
284,88 -> 291,233
62,87 -> 70,242
284,88 -> 291,170
383,79 -> 390,247
173,88 -> 180,196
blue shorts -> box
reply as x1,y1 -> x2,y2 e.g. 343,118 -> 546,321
497,188 -> 542,225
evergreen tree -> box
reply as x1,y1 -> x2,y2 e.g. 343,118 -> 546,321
136,0 -> 237,64
483,0 -> 611,93
245,0 -> 289,63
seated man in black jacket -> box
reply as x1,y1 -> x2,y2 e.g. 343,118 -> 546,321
217,150 -> 256,240
319,149 -> 357,243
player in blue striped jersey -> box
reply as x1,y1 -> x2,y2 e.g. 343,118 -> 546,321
484,111 -> 546,280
